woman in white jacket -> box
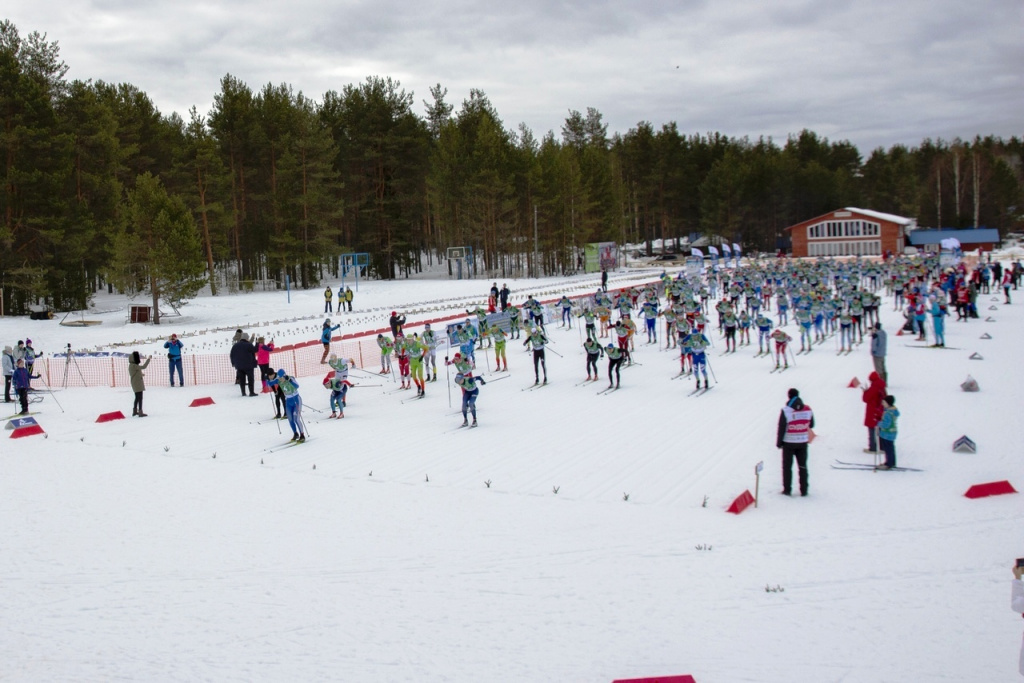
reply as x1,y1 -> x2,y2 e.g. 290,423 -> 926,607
1012,563 -> 1024,675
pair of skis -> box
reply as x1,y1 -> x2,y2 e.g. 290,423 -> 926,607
831,459 -> 923,472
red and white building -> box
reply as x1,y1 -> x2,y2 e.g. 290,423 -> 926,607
785,208 -> 915,258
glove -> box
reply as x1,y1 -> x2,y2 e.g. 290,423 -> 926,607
479,378 -> 487,385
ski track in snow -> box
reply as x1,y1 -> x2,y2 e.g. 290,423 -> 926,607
2,266 -> 1023,682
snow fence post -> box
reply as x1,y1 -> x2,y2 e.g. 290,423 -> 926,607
754,461 -> 764,507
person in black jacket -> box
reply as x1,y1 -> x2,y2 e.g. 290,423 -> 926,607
499,283 -> 510,311
389,311 -> 406,338
776,388 -> 815,497
229,333 -> 258,396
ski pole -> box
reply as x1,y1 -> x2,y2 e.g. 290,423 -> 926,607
268,390 -> 281,434
546,346 -> 563,358
445,357 -> 451,409
37,371 -> 64,413
705,356 -> 718,384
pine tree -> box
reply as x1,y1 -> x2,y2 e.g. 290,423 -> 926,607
107,173 -> 207,323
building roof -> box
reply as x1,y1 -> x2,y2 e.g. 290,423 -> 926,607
908,228 -> 1000,246
784,207 -> 916,231
843,208 -> 916,226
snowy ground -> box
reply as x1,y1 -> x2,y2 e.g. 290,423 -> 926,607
2,263 -> 1023,682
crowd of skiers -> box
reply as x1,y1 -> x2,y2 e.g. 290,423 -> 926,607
98,249 -> 1012,450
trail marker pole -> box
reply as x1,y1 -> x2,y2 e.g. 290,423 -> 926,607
754,460 -> 764,507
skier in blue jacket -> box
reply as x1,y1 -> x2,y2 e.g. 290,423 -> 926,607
270,369 -> 305,441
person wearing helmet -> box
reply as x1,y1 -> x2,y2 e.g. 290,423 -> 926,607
269,369 -> 305,441
446,351 -> 473,377
389,311 -> 406,337
377,334 -> 394,374
265,369 -> 287,418
583,335 -> 603,381
605,343 -> 624,389
422,323 -> 439,381
523,326 -> 548,385
454,372 -> 486,427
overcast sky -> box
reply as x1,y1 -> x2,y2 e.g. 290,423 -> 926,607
7,0 -> 1023,153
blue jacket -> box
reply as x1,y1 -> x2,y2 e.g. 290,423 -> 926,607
320,324 -> 340,343
164,339 -> 184,359
12,367 -> 37,390
878,406 -> 899,441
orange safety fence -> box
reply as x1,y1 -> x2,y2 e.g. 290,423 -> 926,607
35,278 -> 664,389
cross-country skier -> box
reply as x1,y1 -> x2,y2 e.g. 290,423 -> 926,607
838,309 -> 853,353
523,327 -> 549,384
507,304 -> 522,340
755,312 -> 773,355
776,290 -> 789,326
794,306 -> 813,352
557,295 -> 573,327
685,328 -> 711,390
455,372 -> 486,427
271,369 -> 305,441
376,334 -> 394,374
640,300 -> 659,344
406,334 -> 427,395
771,328 -> 792,369
490,325 -> 508,371
583,336 -> 603,381
467,305 -> 491,347
722,307 -> 738,353
605,343 -> 624,389
395,335 -> 412,390
422,323 -> 439,381
324,373 -> 350,418
446,352 -> 474,378
328,353 -> 354,408
738,310 -> 752,346
577,307 -> 597,341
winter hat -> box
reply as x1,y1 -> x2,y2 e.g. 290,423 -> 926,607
25,339 -> 31,344
391,311 -> 397,316
3,346 -> 11,354
884,395 -> 895,406
240,333 -> 249,341
277,368 -> 287,378
787,388 -> 799,400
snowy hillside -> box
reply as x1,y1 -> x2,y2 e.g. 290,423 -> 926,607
2,264 -> 1022,682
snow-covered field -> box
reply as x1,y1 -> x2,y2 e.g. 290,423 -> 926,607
2,263 -> 1022,682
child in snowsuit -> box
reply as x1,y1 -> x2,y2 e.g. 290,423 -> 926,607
876,395 -> 899,470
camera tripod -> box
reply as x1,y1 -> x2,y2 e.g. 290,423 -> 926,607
63,343 -> 86,388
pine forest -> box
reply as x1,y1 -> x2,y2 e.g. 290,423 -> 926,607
2,21 -> 1022,315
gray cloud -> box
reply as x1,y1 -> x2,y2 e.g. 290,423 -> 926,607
7,0 -> 1021,151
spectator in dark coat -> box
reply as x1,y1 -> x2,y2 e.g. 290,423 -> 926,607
389,311 -> 406,338
229,333 -> 258,396
777,388 -> 815,497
